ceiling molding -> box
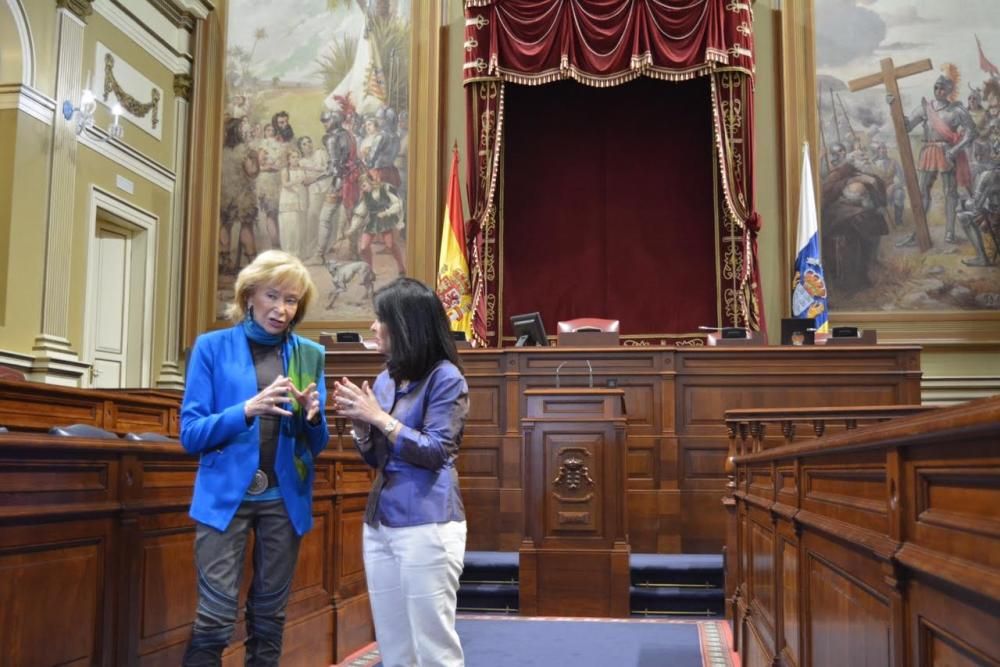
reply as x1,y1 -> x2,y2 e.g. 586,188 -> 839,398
94,0 -> 193,75
0,83 -> 56,125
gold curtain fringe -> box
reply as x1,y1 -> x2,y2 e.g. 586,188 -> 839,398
488,60 -> 737,88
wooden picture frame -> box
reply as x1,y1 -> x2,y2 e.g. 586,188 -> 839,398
182,0 -> 443,348
777,1 -> 1000,346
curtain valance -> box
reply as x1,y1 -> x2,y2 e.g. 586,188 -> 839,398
464,0 -> 753,85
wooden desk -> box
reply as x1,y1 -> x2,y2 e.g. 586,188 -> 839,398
0,432 -> 372,666
728,396 -> 1000,666
324,345 -> 922,553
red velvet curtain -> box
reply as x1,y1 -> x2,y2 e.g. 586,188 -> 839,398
465,0 -> 761,345
502,79 -> 718,336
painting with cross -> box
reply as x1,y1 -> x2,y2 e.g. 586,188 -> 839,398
814,0 -> 1000,313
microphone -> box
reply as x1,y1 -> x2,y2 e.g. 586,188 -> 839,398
555,359 -> 594,389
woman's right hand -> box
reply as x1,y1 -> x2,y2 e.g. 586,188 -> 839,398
244,375 -> 294,419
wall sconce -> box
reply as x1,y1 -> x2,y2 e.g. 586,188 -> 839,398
62,89 -> 124,141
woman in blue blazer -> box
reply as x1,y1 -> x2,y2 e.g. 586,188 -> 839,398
180,250 -> 329,666
333,277 -> 469,667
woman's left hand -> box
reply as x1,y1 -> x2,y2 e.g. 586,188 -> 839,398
289,381 -> 321,423
332,377 -> 383,426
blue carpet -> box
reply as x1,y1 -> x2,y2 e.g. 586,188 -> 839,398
344,616 -> 718,666
458,616 -> 704,666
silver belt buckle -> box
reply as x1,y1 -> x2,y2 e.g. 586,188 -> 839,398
247,469 -> 269,495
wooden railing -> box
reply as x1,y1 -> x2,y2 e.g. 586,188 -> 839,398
0,379 -> 181,436
724,404 -> 934,455
724,396 -> 1000,667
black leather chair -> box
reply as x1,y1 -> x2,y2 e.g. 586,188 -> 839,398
124,432 -> 175,442
48,424 -> 119,439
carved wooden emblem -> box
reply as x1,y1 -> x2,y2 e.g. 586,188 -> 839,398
552,454 -> 594,492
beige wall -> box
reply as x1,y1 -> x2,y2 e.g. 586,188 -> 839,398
0,0 -> 198,388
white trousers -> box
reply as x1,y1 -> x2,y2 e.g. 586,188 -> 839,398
363,521 -> 467,667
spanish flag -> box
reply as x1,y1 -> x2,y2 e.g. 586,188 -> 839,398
436,144 -> 473,340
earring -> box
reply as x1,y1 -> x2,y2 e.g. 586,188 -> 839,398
245,304 -> 254,321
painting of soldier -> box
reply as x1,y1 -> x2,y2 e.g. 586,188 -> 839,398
815,0 -> 1000,312
216,0 -> 412,323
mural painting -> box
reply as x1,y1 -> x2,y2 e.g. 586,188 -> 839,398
217,0 -> 411,322
815,0 -> 1000,312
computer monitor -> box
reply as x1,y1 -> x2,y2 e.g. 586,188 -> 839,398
510,312 -> 549,347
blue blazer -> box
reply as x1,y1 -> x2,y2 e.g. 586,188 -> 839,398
181,325 -> 329,535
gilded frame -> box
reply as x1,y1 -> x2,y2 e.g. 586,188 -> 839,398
182,0 -> 443,348
778,1 -> 1000,347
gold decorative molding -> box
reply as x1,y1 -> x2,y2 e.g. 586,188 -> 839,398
56,0 -> 94,21
145,0 -> 197,29
103,52 -> 160,128
173,73 -> 192,101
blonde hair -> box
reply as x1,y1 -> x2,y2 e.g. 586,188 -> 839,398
227,250 -> 317,325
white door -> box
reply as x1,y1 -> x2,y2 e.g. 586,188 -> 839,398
89,223 -> 131,388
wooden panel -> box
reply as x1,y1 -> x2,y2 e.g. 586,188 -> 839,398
679,489 -> 724,553
280,607 -> 334,667
749,517 -> 776,633
114,405 -> 172,434
466,383 -> 502,432
621,381 -> 657,432
909,575 -> 999,667
807,555 -> 890,667
293,513 -> 329,596
907,441 -> 1000,572
626,440 -> 655,483
0,539 -> 104,666
801,463 -> 888,534
0,394 -> 103,431
139,528 -> 197,646
338,509 -> 365,584
747,465 -> 773,501
464,488 -> 502,551
782,538 -> 800,667
457,445 -> 500,482
744,618 -> 774,667
0,459 -> 111,500
680,381 -> 904,435
332,594 -> 373,664
679,441 -> 728,488
776,465 -> 797,507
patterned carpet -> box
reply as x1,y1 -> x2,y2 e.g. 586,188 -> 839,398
334,616 -> 736,667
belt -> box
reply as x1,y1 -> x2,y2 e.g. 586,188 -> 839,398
247,469 -> 272,496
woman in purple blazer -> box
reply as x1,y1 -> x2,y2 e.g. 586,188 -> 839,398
333,277 -> 468,667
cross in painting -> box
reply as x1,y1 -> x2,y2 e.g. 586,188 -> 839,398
849,58 -> 933,251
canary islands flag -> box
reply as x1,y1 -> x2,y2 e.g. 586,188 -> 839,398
436,144 -> 473,340
792,142 -> 829,332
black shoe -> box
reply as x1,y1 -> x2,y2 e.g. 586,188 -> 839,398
895,233 -> 917,248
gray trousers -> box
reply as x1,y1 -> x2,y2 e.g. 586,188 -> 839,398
182,499 -> 301,667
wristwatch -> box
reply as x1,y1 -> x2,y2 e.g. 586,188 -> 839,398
383,417 -> 399,435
